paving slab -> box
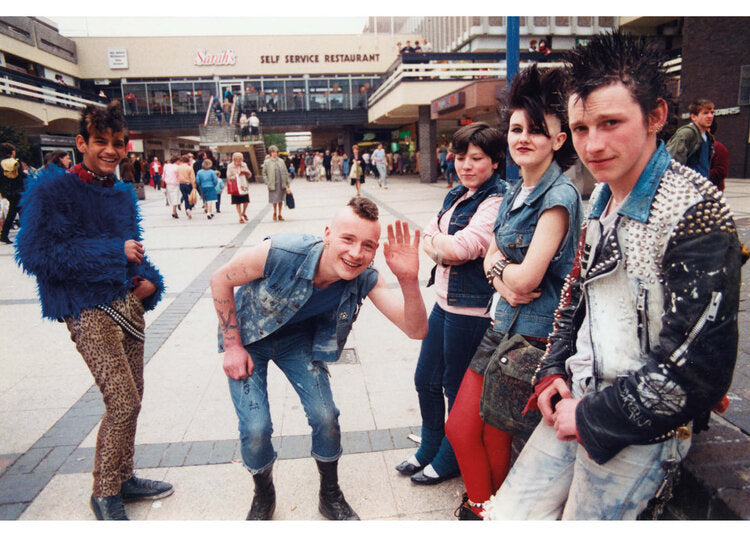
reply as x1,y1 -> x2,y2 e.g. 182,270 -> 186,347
1,176 -> 749,523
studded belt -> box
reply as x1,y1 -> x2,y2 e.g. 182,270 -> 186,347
95,303 -> 145,343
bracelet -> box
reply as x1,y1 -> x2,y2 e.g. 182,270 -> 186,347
486,258 -> 510,286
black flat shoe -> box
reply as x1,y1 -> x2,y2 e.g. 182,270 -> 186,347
395,460 -> 424,476
410,469 -> 460,486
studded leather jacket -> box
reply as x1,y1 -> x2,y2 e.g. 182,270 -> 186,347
535,143 -> 742,465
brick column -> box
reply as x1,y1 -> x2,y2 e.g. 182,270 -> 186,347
418,105 -> 438,183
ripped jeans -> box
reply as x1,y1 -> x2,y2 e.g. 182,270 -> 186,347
484,402 -> 691,520
228,322 -> 342,473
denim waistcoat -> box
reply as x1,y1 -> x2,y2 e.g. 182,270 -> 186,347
493,161 -> 583,338
428,173 -> 507,308
217,233 -> 379,361
588,142 -> 672,222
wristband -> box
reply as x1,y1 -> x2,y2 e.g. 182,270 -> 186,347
486,258 -> 510,286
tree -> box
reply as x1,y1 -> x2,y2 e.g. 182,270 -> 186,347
263,133 -> 286,152
0,126 -> 32,164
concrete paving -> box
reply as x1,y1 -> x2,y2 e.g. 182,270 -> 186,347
1,174 -> 749,522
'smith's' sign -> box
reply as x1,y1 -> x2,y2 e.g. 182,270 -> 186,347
194,49 -> 237,66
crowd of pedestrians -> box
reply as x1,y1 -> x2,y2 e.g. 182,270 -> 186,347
5,30 -> 748,523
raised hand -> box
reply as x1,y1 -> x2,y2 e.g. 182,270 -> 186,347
383,220 -> 421,281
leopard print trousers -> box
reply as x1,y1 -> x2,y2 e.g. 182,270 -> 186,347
65,293 -> 146,497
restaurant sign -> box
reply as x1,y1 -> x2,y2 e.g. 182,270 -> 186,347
195,49 -> 237,66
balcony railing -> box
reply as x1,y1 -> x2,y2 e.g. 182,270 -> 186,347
368,52 -> 566,107
0,66 -> 104,110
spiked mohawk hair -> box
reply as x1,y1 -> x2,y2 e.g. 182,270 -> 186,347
500,64 -> 576,170
79,100 -> 128,143
347,197 -> 379,221
564,30 -> 668,122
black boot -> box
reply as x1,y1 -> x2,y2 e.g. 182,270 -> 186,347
316,460 -> 360,520
246,465 -> 276,520
120,474 -> 174,501
90,493 -> 129,520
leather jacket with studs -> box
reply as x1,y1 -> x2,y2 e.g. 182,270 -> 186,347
535,143 -> 742,465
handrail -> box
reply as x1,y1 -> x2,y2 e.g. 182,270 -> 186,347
368,60 -> 565,107
203,97 -> 213,126
0,75 -> 104,109
0,66 -> 105,103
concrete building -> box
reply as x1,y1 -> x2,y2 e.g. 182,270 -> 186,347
3,16 -> 748,180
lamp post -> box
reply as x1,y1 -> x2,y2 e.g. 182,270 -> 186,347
506,16 -> 520,182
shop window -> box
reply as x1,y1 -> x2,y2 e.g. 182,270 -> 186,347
122,83 -> 147,115
240,82 -> 262,113
262,80 -> 285,112
284,81 -> 306,112
146,83 -> 170,114
330,79 -> 349,109
171,82 -> 195,114
193,82 -> 218,115
308,78 -> 330,111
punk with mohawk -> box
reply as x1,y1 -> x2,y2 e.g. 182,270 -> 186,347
500,64 -> 576,170
483,29 -> 742,520
446,62 -> 583,520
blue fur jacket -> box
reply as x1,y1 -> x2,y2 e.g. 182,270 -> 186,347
14,165 -> 164,320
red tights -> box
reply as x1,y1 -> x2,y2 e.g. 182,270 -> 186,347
445,369 -> 512,504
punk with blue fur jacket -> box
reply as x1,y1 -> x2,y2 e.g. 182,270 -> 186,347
14,164 -> 164,320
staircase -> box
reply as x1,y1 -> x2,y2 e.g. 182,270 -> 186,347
199,97 -> 267,181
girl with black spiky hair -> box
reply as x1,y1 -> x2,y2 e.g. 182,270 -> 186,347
445,64 -> 583,520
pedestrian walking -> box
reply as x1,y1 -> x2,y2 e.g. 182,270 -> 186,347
262,145 -> 290,221
372,143 -> 388,188
349,144 -> 365,196
196,159 -> 219,219
149,156 -> 163,190
163,155 -> 181,218
227,152 -> 251,223
177,155 -> 196,219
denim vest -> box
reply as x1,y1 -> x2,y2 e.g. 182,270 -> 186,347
217,233 -> 379,362
428,173 -> 507,308
493,161 -> 583,338
687,134 -> 710,178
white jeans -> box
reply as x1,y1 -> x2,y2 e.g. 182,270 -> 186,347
376,164 -> 387,187
483,418 -> 690,520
